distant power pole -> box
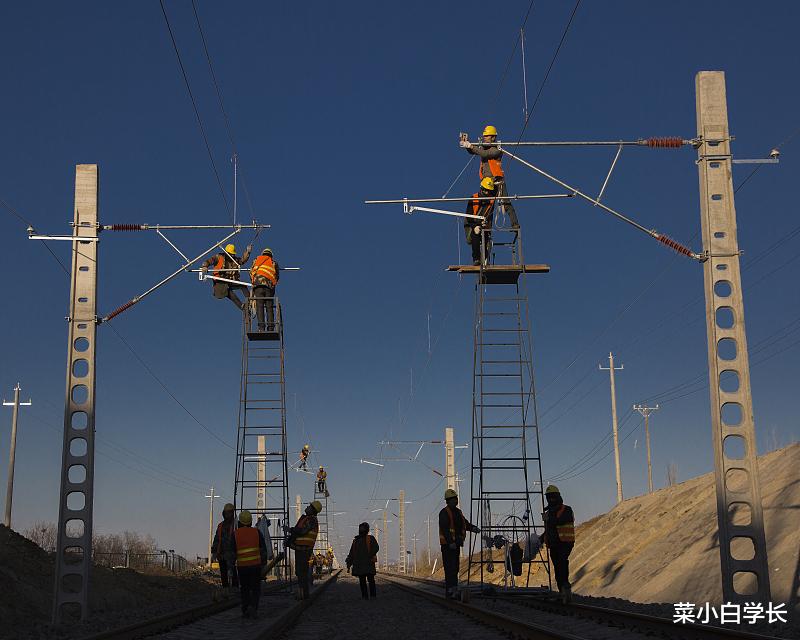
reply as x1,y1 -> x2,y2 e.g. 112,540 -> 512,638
205,486 -> 220,566
445,427 -> 456,491
398,489 -> 406,574
256,436 -> 266,514
633,404 -> 659,493
599,352 -> 624,503
3,383 -> 32,528
425,515 -> 432,566
295,494 -> 302,522
412,534 -> 418,574
382,509 -> 388,570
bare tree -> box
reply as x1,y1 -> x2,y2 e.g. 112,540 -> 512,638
23,520 -> 57,552
666,462 -> 678,486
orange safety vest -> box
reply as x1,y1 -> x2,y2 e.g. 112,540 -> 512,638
439,506 -> 467,545
478,154 -> 504,180
554,505 -> 575,543
213,254 -> 227,277
234,527 -> 262,567
293,515 -> 319,548
250,255 -> 277,286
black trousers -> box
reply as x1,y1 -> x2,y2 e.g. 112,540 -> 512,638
469,229 -> 492,264
495,179 -> 519,228
218,558 -> 239,588
238,565 -> 262,614
295,548 -> 312,596
441,545 -> 460,590
213,282 -> 246,310
317,480 -> 326,493
252,284 -> 275,329
550,545 -> 571,591
358,574 -> 377,599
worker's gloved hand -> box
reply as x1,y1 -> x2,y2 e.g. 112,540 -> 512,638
460,140 -> 472,149
200,266 -> 208,274
473,226 -> 481,235
247,244 -> 253,253
448,543 -> 458,550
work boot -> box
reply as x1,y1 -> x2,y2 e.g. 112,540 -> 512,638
258,324 -> 266,332
563,586 -> 572,605
511,223 -> 520,231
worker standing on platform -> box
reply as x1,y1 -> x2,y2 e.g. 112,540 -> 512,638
346,522 -> 380,600
249,247 -> 280,332
464,177 -> 497,266
200,243 -> 252,310
460,125 -> 520,230
439,489 -> 480,599
287,500 -> 321,599
211,503 -> 239,590
230,510 -> 268,619
539,485 -> 575,604
299,445 -> 310,471
315,551 -> 325,578
316,466 -> 328,495
326,547 -> 335,574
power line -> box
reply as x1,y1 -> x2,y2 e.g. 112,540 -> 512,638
487,0 -> 536,118
158,0 -> 231,221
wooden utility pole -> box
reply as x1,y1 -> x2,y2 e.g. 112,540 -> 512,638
695,70 -> 771,604
599,352 -> 624,503
633,404 -> 659,493
3,383 -> 31,528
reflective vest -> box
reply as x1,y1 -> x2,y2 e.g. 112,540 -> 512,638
471,193 -> 495,221
250,255 -> 277,286
554,505 -> 575,543
439,506 -> 467,545
234,527 -> 261,567
213,254 -> 228,277
293,515 -> 319,548
478,151 -> 504,180
317,470 -> 327,480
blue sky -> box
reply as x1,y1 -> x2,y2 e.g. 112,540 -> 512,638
1,1 -> 798,561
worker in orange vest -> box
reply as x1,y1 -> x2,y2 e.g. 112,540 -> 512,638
200,243 -> 252,310
230,510 -> 268,618
316,466 -> 328,494
464,177 -> 497,266
438,489 -> 480,599
210,502 -> 239,589
461,125 -> 520,229
539,485 -> 575,604
249,247 -> 280,332
286,500 -> 322,599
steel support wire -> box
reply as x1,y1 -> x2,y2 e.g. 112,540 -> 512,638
500,147 -> 703,261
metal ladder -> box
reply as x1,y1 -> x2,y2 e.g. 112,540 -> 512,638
467,229 -> 550,589
233,298 -> 290,581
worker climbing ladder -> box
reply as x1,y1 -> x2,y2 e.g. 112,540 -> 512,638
449,228 -> 550,590
233,299 -> 290,581
313,485 -> 330,560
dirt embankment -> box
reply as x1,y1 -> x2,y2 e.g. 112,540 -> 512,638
0,525 -> 217,639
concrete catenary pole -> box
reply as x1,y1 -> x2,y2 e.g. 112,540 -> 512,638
3,384 -> 31,529
425,515 -> 432,566
382,509 -> 388,570
599,352 -> 624,503
412,534 -> 418,574
205,486 -> 219,566
295,494 -> 302,522
445,427 -> 456,491
256,436 -> 266,515
633,404 -> 659,493
398,489 -> 406,574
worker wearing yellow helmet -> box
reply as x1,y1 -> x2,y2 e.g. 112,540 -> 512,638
439,488 -> 480,599
464,176 -> 498,266
200,242 -> 253,311
231,510 -> 268,618
460,125 -> 520,230
287,500 -> 322,599
539,484 -> 575,604
316,466 -> 328,494
299,444 -> 310,471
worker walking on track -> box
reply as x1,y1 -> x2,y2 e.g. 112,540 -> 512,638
346,522 -> 380,600
230,510 -> 268,619
439,489 -> 480,599
316,466 -> 327,495
200,243 -> 252,310
460,124 -> 520,230
249,247 -> 280,332
211,502 -> 239,590
287,500 -> 322,599
539,485 -> 575,604
464,177 -> 497,266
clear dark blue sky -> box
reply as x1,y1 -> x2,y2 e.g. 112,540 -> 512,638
1,1 -> 798,560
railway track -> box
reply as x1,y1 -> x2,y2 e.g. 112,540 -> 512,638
77,570 -> 340,640
381,573 -> 786,640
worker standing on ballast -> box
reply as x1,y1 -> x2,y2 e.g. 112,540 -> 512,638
210,502 -> 239,590
439,489 -> 480,599
230,510 -> 268,619
464,177 -> 497,266
316,466 -> 328,495
460,125 -> 520,230
287,500 -> 321,599
539,485 -> 575,604
346,522 -> 380,600
200,243 -> 252,310
249,247 -> 280,332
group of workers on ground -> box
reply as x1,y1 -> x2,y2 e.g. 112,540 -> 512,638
200,243 -> 280,332
460,125 -> 520,266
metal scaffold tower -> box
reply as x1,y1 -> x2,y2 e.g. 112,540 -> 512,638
313,481 -> 330,557
233,302 -> 290,580
451,229 -> 550,589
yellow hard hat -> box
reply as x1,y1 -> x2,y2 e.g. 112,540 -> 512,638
480,177 -> 496,191
238,509 -> 252,526
319,466 -> 324,470
483,125 -> 498,137
444,488 -> 458,500
224,244 -> 236,254
310,500 -> 323,514
545,484 -> 561,495
303,444 -> 310,449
